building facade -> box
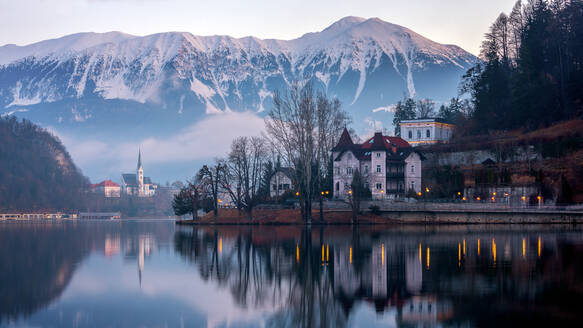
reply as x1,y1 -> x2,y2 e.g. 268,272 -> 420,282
121,150 -> 157,197
400,118 -> 455,146
91,180 -> 121,197
270,167 -> 294,198
332,129 -> 423,200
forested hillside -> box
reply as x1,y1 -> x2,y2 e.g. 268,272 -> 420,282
460,0 -> 583,133
0,116 -> 89,211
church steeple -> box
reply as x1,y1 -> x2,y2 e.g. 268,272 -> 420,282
137,148 -> 143,170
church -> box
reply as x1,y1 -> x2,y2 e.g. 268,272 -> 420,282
332,129 -> 424,200
121,150 -> 157,197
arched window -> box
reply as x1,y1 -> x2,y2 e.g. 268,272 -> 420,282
408,130 -> 412,139
426,129 -> 430,138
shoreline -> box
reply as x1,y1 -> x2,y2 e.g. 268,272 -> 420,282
176,207 -> 583,226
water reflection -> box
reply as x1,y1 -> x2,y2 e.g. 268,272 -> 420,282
1,221 -> 583,327
174,225 -> 583,327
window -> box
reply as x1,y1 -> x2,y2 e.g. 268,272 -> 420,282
376,183 -> 383,190
411,181 -> 415,190
272,184 -> 277,191
376,152 -> 381,158
347,153 -> 352,160
283,184 -> 290,190
411,165 -> 415,173
376,165 -> 381,173
408,130 -> 412,139
426,129 -> 430,138
364,165 -> 369,174
364,182 -> 369,189
417,130 -> 421,139
347,167 -> 353,175
335,182 -> 339,191
336,167 -> 340,175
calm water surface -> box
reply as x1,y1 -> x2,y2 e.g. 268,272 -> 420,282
1,220 -> 583,327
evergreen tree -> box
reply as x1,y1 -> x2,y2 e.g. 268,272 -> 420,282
392,96 -> 416,135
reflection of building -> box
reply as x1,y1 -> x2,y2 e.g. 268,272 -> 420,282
270,167 -> 294,198
104,234 -> 121,256
91,180 -> 121,197
400,118 -> 455,146
371,243 -> 387,299
334,246 -> 359,296
121,149 -> 157,197
405,253 -> 422,294
400,296 -> 453,324
332,129 -> 424,199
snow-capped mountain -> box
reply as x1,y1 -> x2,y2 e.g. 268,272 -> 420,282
0,16 -> 477,129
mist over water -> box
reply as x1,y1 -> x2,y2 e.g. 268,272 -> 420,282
1,220 -> 583,327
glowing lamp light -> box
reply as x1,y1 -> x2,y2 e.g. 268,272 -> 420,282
418,192 -> 422,196
295,192 -> 299,196
381,190 -> 384,193
522,196 -> 526,201
321,191 -> 324,195
537,196 -> 542,201
462,197 -> 467,201
457,192 -> 461,196
348,190 -> 352,195
493,192 -> 497,196
425,187 -> 430,193
325,191 -> 329,195
218,199 -> 223,203
477,197 -> 481,201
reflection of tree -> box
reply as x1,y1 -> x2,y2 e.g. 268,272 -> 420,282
0,223 -> 90,322
174,226 -> 583,327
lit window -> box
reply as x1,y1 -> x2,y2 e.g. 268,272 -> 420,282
376,165 -> 381,173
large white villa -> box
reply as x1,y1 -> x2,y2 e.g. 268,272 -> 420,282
332,129 -> 424,200
400,118 -> 455,146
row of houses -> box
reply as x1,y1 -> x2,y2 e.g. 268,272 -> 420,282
90,150 -> 158,198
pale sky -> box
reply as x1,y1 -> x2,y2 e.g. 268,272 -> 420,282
0,0 -> 519,55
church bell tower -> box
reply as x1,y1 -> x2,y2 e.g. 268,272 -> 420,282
137,149 -> 144,196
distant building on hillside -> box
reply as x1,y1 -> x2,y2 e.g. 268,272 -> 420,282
332,129 -> 424,200
91,180 -> 121,198
400,118 -> 455,146
270,167 -> 295,198
121,150 -> 157,197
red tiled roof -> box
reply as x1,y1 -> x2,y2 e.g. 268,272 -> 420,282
361,132 -> 411,150
93,180 -> 120,188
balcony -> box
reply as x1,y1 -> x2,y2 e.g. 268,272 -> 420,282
386,172 -> 404,179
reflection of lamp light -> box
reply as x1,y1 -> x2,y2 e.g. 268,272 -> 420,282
462,197 -> 467,201
348,190 -> 352,195
493,192 -> 497,196
325,191 -> 329,195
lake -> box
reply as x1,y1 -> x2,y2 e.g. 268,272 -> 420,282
1,220 -> 582,327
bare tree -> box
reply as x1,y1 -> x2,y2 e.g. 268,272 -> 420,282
226,136 -> 268,219
416,99 -> 436,118
344,169 -> 367,224
198,160 -> 225,219
265,83 -> 348,223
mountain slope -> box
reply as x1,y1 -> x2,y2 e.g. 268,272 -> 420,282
0,17 -> 477,126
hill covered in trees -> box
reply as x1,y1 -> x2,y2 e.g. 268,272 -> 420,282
460,0 -> 583,133
0,116 -> 89,212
